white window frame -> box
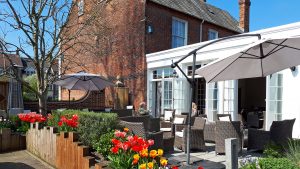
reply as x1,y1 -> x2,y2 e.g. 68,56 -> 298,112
172,17 -> 188,48
266,73 -> 283,129
206,82 -> 219,121
78,0 -> 84,16
208,29 -> 218,40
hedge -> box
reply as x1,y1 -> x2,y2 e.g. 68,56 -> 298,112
51,109 -> 119,150
259,158 -> 299,169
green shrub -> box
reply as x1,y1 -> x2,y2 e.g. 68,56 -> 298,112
263,142 -> 283,158
8,115 -> 30,133
51,109 -> 119,149
259,158 -> 299,169
94,130 -> 115,159
0,120 -> 14,130
286,139 -> 300,167
239,157 -> 258,169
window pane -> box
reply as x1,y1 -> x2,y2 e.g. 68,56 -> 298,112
172,19 -> 186,48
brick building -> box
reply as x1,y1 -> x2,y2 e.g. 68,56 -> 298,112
61,0 -> 250,109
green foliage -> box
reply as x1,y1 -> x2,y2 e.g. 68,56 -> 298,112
263,142 -> 283,158
0,120 -> 14,130
94,130 -> 115,159
23,74 -> 38,101
51,109 -> 119,149
286,139 -> 300,167
4,115 -> 30,133
240,163 -> 257,169
240,157 -> 258,169
258,158 -> 299,169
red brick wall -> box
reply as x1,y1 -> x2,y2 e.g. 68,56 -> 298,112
61,0 -> 239,110
61,0 -> 146,109
145,1 -> 238,54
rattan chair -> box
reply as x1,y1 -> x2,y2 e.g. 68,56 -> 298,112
119,120 -> 163,150
174,117 -> 206,152
119,115 -> 151,131
215,121 -> 243,154
216,114 -> 232,121
204,121 -> 216,143
248,118 -> 295,151
113,109 -> 133,117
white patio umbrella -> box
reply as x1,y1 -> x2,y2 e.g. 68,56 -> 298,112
55,72 -> 114,104
196,35 -> 300,82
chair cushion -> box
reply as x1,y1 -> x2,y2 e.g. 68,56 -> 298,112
219,116 -> 230,121
175,131 -> 183,138
164,111 -> 173,121
160,128 -> 172,132
173,117 -> 184,124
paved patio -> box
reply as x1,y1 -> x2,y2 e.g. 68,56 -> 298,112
0,150 -> 53,169
0,146 -> 262,169
166,143 -> 263,169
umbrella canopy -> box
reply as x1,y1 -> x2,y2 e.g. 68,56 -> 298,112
196,36 -> 300,82
55,72 -> 114,91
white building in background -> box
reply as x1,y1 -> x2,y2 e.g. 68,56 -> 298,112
146,22 -> 300,138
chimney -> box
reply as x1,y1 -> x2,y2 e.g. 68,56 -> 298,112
239,0 -> 250,32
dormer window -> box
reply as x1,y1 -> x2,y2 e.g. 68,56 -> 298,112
78,0 -> 84,16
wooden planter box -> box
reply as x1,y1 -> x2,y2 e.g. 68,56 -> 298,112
26,122 -> 109,169
0,128 -> 26,152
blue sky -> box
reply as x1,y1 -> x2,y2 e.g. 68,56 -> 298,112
208,0 -> 300,31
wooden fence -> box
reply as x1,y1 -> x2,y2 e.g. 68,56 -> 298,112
26,123 -> 57,166
0,128 -> 26,153
26,123 -> 107,169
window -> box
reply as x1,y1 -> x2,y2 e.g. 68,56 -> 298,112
78,0 -> 84,16
267,73 -> 283,121
223,80 -> 235,114
208,29 -> 218,40
153,68 -> 176,79
163,81 -> 172,109
0,68 -> 3,75
172,18 -> 187,48
187,64 -> 202,76
207,82 -> 218,117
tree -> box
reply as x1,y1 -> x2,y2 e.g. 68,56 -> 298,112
0,0 -> 112,115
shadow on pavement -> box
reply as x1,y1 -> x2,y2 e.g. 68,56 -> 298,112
0,162 -> 35,169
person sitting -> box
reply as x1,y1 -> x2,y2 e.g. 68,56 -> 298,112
192,102 -> 198,117
138,101 -> 150,116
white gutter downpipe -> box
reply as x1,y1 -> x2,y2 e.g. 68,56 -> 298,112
200,20 -> 205,42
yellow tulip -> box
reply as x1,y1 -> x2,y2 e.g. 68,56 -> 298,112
147,162 -> 154,169
139,163 -> 146,169
157,149 -> 163,156
160,158 -> 168,166
150,150 -> 157,158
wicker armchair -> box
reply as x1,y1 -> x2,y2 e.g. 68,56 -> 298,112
119,120 -> 163,150
174,117 -> 206,152
113,109 -> 133,117
119,115 -> 151,131
215,121 -> 243,154
248,118 -> 295,151
217,114 -> 232,121
204,121 -> 216,143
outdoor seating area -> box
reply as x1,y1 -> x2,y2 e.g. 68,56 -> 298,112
2,1 -> 300,168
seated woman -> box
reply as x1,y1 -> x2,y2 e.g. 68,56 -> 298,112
138,102 -> 150,116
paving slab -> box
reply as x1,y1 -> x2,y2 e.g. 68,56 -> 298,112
0,150 -> 53,169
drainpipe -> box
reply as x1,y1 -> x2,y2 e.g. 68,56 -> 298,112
200,19 -> 205,42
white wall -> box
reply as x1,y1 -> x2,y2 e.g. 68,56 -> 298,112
282,67 -> 300,138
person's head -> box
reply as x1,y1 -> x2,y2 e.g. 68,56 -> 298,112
139,101 -> 146,108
